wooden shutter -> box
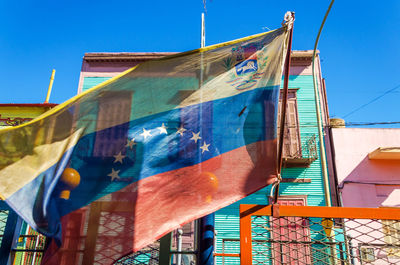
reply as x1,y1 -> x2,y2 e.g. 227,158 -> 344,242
277,90 -> 301,158
93,92 -> 132,157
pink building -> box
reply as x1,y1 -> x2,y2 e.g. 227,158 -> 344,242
331,127 -> 400,208
330,127 -> 400,263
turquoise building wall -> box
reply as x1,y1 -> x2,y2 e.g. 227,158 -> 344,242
82,77 -> 111,92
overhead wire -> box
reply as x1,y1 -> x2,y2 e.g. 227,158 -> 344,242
342,83 -> 400,118
344,121 -> 400,126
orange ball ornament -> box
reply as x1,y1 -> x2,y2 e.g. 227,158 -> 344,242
204,172 -> 219,191
200,172 -> 219,203
59,168 -> 80,200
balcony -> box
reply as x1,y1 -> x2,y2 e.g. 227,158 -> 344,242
282,134 -> 318,168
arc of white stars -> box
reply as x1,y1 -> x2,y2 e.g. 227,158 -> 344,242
157,123 -> 168,134
126,138 -> 136,149
190,132 -> 202,143
176,125 -> 187,136
108,168 -> 120,181
200,141 -> 210,153
140,128 -> 152,140
113,151 -> 125,164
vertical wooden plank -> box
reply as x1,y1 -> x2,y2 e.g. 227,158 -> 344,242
240,205 -> 252,265
82,202 -> 101,265
61,208 -> 88,265
93,91 -> 132,157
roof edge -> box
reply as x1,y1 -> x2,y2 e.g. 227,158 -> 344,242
83,50 -> 318,62
0,103 -> 58,108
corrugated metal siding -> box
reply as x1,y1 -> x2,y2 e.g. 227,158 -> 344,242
214,75 -> 329,259
82,77 -> 111,92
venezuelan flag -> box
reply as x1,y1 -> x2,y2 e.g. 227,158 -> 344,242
0,26 -> 289,260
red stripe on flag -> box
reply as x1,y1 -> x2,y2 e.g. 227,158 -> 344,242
43,139 -> 277,264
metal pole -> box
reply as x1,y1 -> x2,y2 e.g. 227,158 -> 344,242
311,0 -> 335,207
199,214 -> 215,265
274,12 -> 294,204
177,229 -> 183,265
199,12 -> 215,265
45,69 -> 56,103
201,13 -> 205,48
200,13 -> 205,85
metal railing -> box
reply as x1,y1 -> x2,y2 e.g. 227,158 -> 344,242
290,134 -> 318,161
12,233 -> 46,265
239,204 -> 400,265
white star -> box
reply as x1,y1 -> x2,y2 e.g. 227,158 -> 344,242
108,168 -> 120,181
140,128 -> 152,140
190,132 -> 202,143
157,123 -> 168,134
126,138 -> 136,149
200,141 -> 210,153
113,152 -> 125,164
176,125 -> 187,136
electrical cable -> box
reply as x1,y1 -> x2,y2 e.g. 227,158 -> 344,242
343,83 -> 400,118
345,121 -> 400,126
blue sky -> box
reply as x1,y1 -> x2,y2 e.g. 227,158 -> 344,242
1,0 -> 399,126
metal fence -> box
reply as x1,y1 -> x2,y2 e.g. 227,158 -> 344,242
238,204 -> 400,265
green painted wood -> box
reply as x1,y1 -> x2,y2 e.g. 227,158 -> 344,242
82,77 -> 112,92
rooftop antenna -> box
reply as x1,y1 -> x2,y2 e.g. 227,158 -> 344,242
202,0 -> 207,14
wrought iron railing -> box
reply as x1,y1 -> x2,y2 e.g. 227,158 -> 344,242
290,134 -> 318,161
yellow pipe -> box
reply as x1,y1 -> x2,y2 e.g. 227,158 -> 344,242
45,69 -> 56,103
312,0 -> 335,207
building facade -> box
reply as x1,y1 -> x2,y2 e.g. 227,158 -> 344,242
0,103 -> 57,265
77,50 -> 334,264
330,127 -> 400,263
214,50 -> 334,264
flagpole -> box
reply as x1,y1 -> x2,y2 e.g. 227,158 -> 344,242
198,12 -> 215,265
200,12 -> 205,84
273,12 -> 295,204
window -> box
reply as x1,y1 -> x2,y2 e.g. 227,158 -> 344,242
277,89 -> 301,158
382,220 -> 400,258
360,247 -> 375,262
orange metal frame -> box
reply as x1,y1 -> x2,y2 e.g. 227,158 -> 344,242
215,204 -> 400,265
